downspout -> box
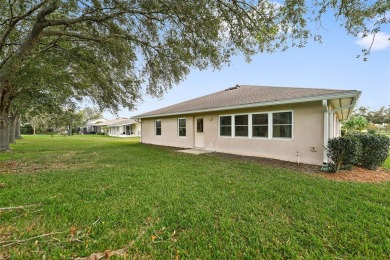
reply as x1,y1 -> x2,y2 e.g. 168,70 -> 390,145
323,100 -> 329,164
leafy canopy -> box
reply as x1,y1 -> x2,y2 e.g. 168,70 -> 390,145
1,0 -> 388,113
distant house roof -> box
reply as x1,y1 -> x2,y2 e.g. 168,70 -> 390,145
133,85 -> 361,120
86,118 -> 107,126
109,118 -> 139,127
95,117 -> 128,126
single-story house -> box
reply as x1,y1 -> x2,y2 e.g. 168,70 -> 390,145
133,85 -> 361,165
95,117 -> 128,134
83,118 -> 107,134
108,118 -> 141,137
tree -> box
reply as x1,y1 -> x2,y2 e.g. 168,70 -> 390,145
22,105 -> 102,135
49,106 -> 84,135
342,116 -> 369,132
11,84 -> 75,138
369,106 -> 390,124
79,107 -> 103,125
354,105 -> 390,125
1,1 -> 388,151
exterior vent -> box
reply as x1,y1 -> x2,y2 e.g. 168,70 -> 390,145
225,84 -> 240,91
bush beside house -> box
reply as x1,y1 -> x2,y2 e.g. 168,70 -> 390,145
325,133 -> 390,172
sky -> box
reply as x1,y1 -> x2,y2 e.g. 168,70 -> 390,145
104,9 -> 390,119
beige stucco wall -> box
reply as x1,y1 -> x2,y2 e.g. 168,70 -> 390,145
141,116 -> 194,148
133,123 -> 141,136
141,101 -> 328,165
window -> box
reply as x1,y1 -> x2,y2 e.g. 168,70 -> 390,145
252,113 -> 268,137
219,111 -> 292,139
235,115 -> 248,137
178,118 -> 186,137
273,112 -> 292,138
155,120 -> 161,136
197,118 -> 203,133
220,116 -> 232,136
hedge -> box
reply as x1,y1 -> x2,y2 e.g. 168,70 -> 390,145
325,133 -> 390,172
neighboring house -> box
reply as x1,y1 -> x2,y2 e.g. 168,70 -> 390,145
133,85 -> 361,165
108,118 -> 141,137
95,117 -> 128,134
84,118 -> 107,134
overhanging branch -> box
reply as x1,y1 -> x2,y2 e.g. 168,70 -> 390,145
42,30 -> 103,42
0,0 -> 49,53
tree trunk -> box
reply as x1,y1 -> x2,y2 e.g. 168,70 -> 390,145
0,88 -> 12,151
15,114 -> 21,139
0,111 -> 10,151
9,114 -> 16,144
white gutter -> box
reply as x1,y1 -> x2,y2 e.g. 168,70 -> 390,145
323,100 -> 329,164
133,92 -> 360,119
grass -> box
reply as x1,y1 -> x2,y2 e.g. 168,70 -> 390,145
384,156 -> 390,170
0,135 -> 389,258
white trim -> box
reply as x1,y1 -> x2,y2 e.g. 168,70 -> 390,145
155,119 -> 161,136
218,110 -> 293,140
219,115 -> 233,137
271,110 -> 294,139
233,114 -> 249,138
177,118 -> 187,138
232,114 -> 236,137
133,92 -> 361,119
252,113 -> 268,139
194,116 -> 205,148
323,100 -> 329,164
330,112 -> 334,139
248,113 -> 253,138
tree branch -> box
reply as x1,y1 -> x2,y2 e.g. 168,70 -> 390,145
41,30 -> 103,42
0,0 -> 50,53
43,11 -> 127,27
0,231 -> 63,248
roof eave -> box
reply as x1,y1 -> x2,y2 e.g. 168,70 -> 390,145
132,92 -> 361,119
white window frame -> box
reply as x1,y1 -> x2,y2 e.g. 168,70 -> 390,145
252,113 -> 269,139
219,115 -> 233,137
271,111 -> 293,139
218,110 -> 293,140
234,114 -> 249,137
155,119 -> 161,136
178,118 -> 187,138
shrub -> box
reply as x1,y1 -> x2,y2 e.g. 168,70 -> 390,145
20,124 -> 33,134
325,136 -> 361,172
352,133 -> 390,170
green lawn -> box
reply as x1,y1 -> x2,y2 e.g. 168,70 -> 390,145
1,135 -> 389,258
384,156 -> 390,170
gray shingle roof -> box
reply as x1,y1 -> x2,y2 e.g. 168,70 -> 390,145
134,85 -> 360,118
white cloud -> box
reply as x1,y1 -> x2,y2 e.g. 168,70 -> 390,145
355,32 -> 390,51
